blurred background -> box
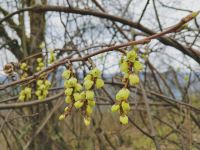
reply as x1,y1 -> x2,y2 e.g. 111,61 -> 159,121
0,0 -> 200,149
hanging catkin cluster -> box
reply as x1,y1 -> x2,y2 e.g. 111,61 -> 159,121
59,67 -> 104,126
18,49 -> 56,102
20,62 -> 28,79
111,47 -> 143,125
19,62 -> 32,101
17,44 -> 144,126
35,79 -> 51,100
36,58 -> 45,71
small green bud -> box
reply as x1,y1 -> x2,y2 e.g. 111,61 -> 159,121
84,117 -> 91,126
74,101 -> 84,109
111,104 -> 120,112
64,81 -> 70,88
88,100 -> 95,106
123,73 -> 129,79
37,58 -> 42,63
90,68 -> 101,78
120,115 -> 128,125
64,107 -> 69,112
75,83 -> 82,92
120,61 -> 129,73
35,90 -> 41,96
80,92 -> 86,99
134,61 -> 143,72
84,79 -> 94,90
116,88 -> 130,101
26,93 -> 31,99
43,90 -> 48,96
126,50 -> 137,62
45,80 -> 51,88
38,84 -> 45,90
37,80 -> 43,86
65,96 -> 71,103
38,62 -> 44,68
21,73 -> 28,79
62,70 -> 71,79
95,78 -> 104,89
59,114 -> 65,120
73,93 -> 81,101
68,77 -> 77,87
129,74 -> 139,85
38,95 -> 45,101
84,74 -> 92,81
20,63 -> 28,71
19,95 -> 25,101
48,51 -> 55,64
86,90 -> 94,100
191,11 -> 199,18
65,88 -> 73,96
39,42 -> 45,49
36,67 -> 41,71
86,105 -> 93,115
121,101 -> 130,112
24,87 -> 31,95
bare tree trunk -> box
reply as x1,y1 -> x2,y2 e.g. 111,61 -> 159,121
27,0 -> 46,55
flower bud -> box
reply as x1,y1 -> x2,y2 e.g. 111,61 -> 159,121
38,62 -> 44,68
38,95 -> 45,101
95,79 -> 104,89
64,107 -> 69,112
88,100 -> 95,106
19,95 -> 25,101
35,90 -> 41,96
45,80 -> 51,88
86,105 -> 93,115
84,74 -> 92,81
39,42 -> 45,49
49,51 -> 55,64
90,68 -> 101,78
75,83 -> 82,92
73,93 -> 81,101
127,50 -> 137,62
80,92 -> 86,99
64,81 -> 70,88
37,80 -> 43,86
39,84 -> 45,90
74,101 -> 84,109
59,114 -> 65,121
111,104 -> 120,112
121,101 -> 130,112
84,79 -> 94,90
86,90 -> 94,100
84,117 -> 91,126
20,63 -> 28,71
129,74 -> 139,85
24,87 -> 31,95
68,77 -> 77,87
120,115 -> 128,125
120,61 -> 129,73
134,61 -> 143,72
36,67 -> 41,71
116,88 -> 130,101
65,88 -> 73,96
65,96 -> 71,103
62,70 -> 71,80
37,58 -> 42,63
